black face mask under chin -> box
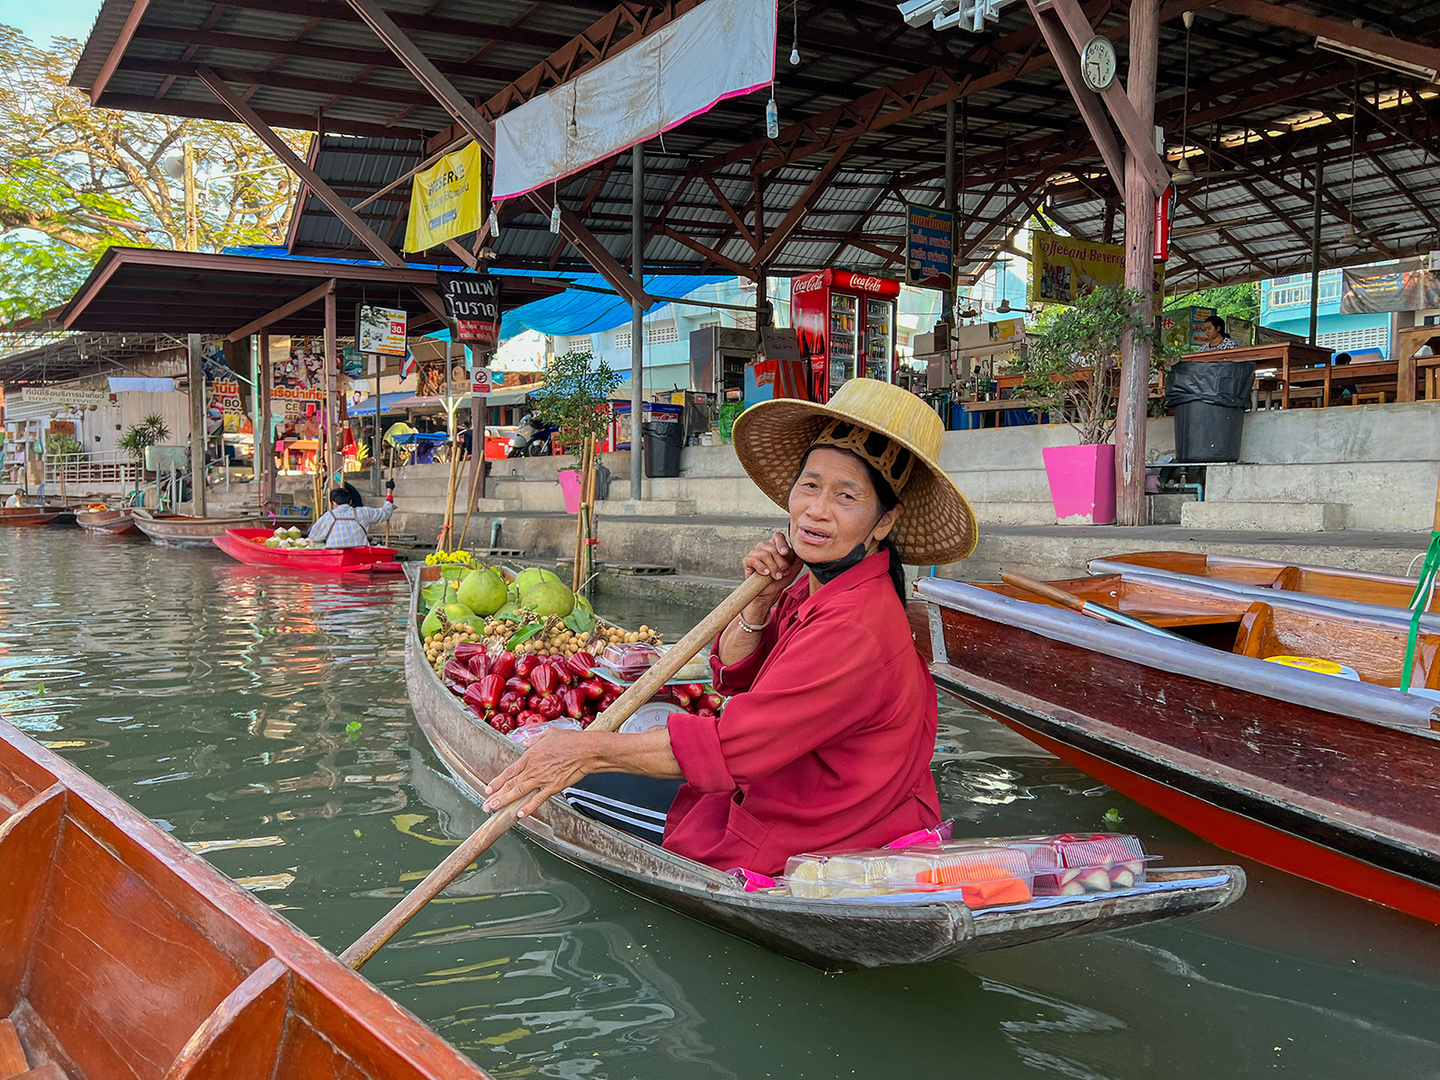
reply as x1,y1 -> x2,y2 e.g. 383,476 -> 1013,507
801,540 -> 872,585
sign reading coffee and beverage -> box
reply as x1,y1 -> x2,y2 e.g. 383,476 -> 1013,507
905,204 -> 956,290
442,274 -> 502,348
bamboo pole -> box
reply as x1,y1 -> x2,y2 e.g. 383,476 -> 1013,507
571,437 -> 592,593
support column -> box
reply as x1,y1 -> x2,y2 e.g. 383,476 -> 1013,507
325,287 -> 339,486
258,331 -> 273,512
1308,151 -> 1324,346
469,351 -> 485,519
630,145 -> 645,502
943,99 -> 956,323
187,333 -> 207,517
1115,0 -> 1158,527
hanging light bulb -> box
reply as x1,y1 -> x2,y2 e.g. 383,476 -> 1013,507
790,42 -> 800,66
766,92 -> 779,140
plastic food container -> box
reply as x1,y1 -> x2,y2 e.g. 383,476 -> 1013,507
599,642 -> 661,681
973,833 -> 1152,895
782,845 -> 1034,906
657,644 -> 712,683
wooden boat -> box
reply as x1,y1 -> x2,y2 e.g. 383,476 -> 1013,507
1089,550 -> 1440,617
131,508 -> 265,548
0,720 -> 492,1080
912,573 -> 1440,924
0,506 -> 73,527
405,566 -> 1244,971
74,506 -> 138,535
213,527 -> 402,574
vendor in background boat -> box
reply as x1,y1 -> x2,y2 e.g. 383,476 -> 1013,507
307,481 -> 395,548
483,381 -> 979,876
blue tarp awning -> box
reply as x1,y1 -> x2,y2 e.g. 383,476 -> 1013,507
349,391 -> 413,416
489,270 -> 730,341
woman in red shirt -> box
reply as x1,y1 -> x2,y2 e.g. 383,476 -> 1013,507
483,380 -> 977,875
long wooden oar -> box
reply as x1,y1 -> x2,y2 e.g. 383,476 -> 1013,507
1001,572 -> 1188,641
340,571 -> 770,970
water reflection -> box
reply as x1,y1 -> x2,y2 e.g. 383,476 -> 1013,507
4,529 -> 1440,1079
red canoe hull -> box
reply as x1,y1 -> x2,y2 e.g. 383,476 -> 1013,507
213,528 -> 401,573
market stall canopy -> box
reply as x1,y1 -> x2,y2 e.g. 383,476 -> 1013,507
68,0 -> 1440,290
347,391 -> 413,416
58,248 -> 564,336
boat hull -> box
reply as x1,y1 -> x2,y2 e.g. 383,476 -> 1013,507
214,528 -> 400,573
0,507 -> 73,527
75,509 -> 138,535
0,721 -> 491,1079
915,577 -> 1440,924
132,510 -> 265,547
406,569 -> 1244,970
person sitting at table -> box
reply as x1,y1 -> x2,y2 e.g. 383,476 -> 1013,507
1199,315 -> 1238,351
307,482 -> 395,548
1332,353 -> 1361,405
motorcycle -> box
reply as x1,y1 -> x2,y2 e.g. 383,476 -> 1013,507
507,414 -> 554,458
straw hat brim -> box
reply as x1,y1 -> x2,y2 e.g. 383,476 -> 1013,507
732,398 -> 978,566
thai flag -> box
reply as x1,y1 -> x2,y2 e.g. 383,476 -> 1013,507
399,347 -> 416,381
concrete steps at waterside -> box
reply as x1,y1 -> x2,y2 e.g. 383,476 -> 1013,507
1180,501 -> 1349,532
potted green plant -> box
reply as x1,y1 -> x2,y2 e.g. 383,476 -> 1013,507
117,413 -> 171,498
531,349 -> 620,592
1011,287 -> 1173,524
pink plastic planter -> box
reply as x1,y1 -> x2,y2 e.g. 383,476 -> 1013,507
558,469 -> 583,514
1041,443 -> 1116,525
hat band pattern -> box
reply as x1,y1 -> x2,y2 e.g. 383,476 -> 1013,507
810,418 -> 915,500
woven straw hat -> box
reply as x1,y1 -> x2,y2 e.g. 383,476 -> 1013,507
732,380 -> 977,565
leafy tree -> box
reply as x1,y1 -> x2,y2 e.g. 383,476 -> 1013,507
1010,287 -> 1178,444
1163,282 -> 1260,324
0,26 -> 306,322
531,350 -> 621,454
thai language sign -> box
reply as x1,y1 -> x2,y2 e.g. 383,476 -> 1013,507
1030,230 -> 1164,313
441,274 -> 501,348
905,204 -> 955,290
356,304 -> 408,357
1341,258 -> 1440,314
404,142 -> 483,252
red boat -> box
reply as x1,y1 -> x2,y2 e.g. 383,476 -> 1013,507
213,528 -> 402,574
912,574 -> 1440,924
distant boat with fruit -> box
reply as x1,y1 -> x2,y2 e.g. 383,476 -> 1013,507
213,526 -> 401,573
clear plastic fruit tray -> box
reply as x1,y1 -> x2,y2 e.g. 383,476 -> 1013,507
779,833 -> 1155,907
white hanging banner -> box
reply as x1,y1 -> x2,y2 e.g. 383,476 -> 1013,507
493,0 -> 776,200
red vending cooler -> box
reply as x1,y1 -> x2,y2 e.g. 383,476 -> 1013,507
790,270 -> 900,402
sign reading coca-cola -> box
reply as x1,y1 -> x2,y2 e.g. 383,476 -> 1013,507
828,271 -> 900,297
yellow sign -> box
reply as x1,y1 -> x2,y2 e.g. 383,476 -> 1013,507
1029,229 -> 1164,313
404,143 -> 483,252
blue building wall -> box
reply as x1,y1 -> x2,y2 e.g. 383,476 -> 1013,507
1260,269 -> 1392,359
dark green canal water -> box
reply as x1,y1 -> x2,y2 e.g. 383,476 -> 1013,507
4,529 -> 1440,1078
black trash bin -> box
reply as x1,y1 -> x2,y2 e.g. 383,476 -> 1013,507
1165,360 -> 1256,462
642,419 -> 683,478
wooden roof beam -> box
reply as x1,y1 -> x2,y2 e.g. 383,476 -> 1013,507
1214,0 -> 1440,78
226,279 -> 336,343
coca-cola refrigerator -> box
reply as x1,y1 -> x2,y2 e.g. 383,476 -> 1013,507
790,270 -> 900,402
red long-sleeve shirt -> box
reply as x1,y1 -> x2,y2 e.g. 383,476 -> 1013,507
663,550 -> 942,875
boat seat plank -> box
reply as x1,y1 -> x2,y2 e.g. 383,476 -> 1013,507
163,959 -> 288,1080
0,787 -> 65,1019
24,822 -> 253,1080
0,1019 -> 29,1077
9,1066 -> 65,1080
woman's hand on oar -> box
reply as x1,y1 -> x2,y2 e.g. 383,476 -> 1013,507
482,732 -> 596,818
340,572 -> 769,971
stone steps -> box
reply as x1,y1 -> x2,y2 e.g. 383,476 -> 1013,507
969,500 -> 1057,526
1180,500 -> 1348,532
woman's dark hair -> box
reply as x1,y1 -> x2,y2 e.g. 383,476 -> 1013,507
796,445 -> 908,603
1206,314 -> 1227,334
329,482 -> 364,508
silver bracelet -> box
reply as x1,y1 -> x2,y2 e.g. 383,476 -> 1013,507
736,608 -> 772,634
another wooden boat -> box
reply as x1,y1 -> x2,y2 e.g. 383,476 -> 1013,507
0,506 -> 74,527
405,566 -> 1244,971
213,527 -> 401,574
0,719 -> 492,1080
75,506 -> 138,535
131,508 -> 264,548
913,573 -> 1440,924
1089,550 -> 1440,617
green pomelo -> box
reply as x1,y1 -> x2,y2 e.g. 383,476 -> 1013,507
458,568 -> 508,616
494,601 -> 519,619
522,580 -> 575,617
514,567 -> 561,596
421,609 -> 442,638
